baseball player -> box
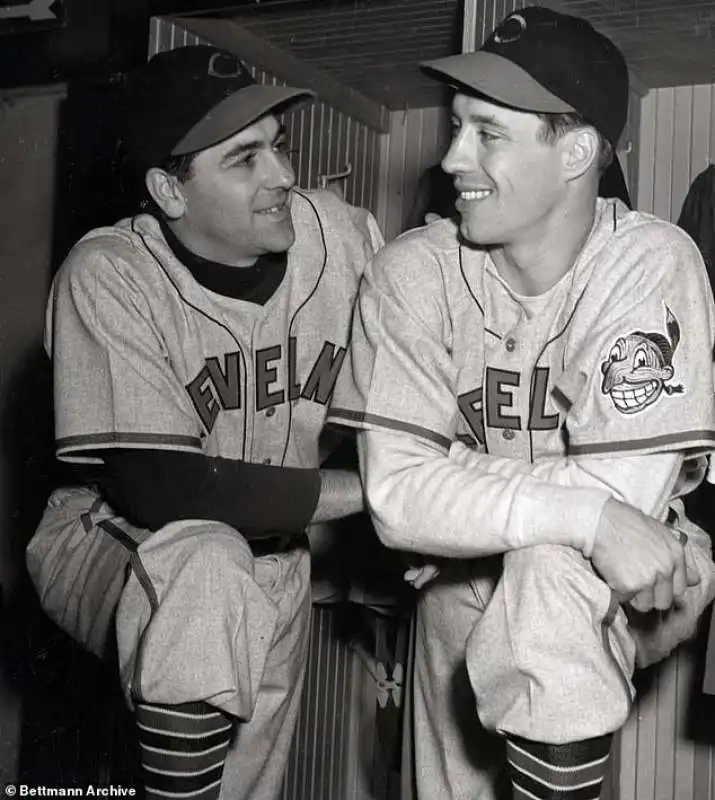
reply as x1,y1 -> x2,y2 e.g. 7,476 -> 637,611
327,7 -> 715,800
29,45 -> 382,800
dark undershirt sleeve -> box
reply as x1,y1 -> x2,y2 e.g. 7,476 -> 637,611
95,448 -> 321,536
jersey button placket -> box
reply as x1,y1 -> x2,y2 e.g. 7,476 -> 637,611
505,337 -> 517,353
266,406 -> 276,418
502,429 -> 515,441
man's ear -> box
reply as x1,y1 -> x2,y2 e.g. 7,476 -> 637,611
561,127 -> 600,181
145,168 -> 186,219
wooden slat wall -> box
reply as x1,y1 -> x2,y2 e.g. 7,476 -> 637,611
619,84 -> 715,800
377,105 -> 452,242
148,17 -> 382,217
618,641 -> 715,800
637,84 -> 715,222
473,0 -> 528,45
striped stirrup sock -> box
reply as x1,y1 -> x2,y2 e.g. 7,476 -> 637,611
506,734 -> 613,800
135,701 -> 236,800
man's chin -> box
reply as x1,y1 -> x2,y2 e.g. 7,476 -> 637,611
459,218 -> 495,247
266,224 -> 296,254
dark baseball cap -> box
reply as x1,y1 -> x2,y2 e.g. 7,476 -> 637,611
123,45 -> 315,169
421,6 -> 628,148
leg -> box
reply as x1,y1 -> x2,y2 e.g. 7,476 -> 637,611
467,545 -> 636,798
412,558 -> 508,800
219,544 -> 311,800
116,521 -> 309,800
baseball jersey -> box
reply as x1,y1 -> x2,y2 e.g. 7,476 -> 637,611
48,189 -> 383,472
327,198 -> 715,549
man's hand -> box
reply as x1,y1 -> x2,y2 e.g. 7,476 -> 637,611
404,563 -> 441,589
590,498 -> 698,612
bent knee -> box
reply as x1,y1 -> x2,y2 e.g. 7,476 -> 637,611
138,519 -> 255,581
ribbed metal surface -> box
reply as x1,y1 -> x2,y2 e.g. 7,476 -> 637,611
281,605 -> 362,800
149,16 -> 382,215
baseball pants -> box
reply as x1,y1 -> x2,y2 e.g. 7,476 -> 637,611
413,522 -> 714,799
116,520 -> 312,800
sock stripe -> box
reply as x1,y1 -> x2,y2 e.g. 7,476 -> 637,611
136,705 -> 230,735
507,745 -> 610,786
140,742 -> 231,774
144,760 -> 228,778
144,778 -> 223,799
141,705 -> 224,720
513,784 -> 544,800
509,763 -> 603,793
143,763 -> 226,794
507,735 -> 612,766
135,702 -> 235,800
512,771 -> 604,800
507,736 -> 611,800
508,740 -> 610,775
138,728 -> 233,753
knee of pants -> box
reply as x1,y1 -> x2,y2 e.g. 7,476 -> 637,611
501,544 -> 612,622
116,521 -> 279,715
467,545 -> 635,742
135,518 -> 257,595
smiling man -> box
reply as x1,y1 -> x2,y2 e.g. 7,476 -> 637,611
327,7 -> 715,799
28,45 -> 382,800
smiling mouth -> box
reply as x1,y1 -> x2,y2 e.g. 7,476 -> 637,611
256,200 -> 289,216
459,190 -> 492,202
610,380 -> 659,411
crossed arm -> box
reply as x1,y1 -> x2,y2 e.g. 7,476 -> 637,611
358,429 -> 694,611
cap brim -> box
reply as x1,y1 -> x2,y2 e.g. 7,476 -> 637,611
172,83 -> 315,156
421,51 -> 574,114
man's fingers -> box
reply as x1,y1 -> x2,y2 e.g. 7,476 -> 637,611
404,565 -> 440,589
629,585 -> 655,613
652,576 -> 675,611
684,547 -> 702,587
671,554 -> 687,599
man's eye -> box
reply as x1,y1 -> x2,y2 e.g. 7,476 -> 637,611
234,153 -> 256,168
274,140 -> 296,156
478,129 -> 499,143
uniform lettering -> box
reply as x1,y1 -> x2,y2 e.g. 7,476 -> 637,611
256,345 -> 285,411
187,339 -> 348,431
457,387 -> 485,445
301,341 -> 346,405
288,336 -> 301,401
485,367 -> 521,430
528,367 -> 559,431
462,367 -> 561,439
205,353 -> 241,411
186,366 -> 221,433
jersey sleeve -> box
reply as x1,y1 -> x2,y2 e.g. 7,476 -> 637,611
553,223 -> 715,459
327,233 -> 459,450
48,240 -> 203,463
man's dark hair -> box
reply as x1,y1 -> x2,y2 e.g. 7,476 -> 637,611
139,152 -> 197,215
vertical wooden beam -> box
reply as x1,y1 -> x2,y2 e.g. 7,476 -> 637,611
462,0 -> 479,52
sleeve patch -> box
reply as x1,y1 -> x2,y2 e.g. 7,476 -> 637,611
599,304 -> 685,415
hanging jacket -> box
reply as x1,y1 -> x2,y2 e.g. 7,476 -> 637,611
677,164 -> 715,284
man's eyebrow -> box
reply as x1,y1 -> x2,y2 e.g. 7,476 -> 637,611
221,125 -> 287,162
452,112 -> 511,132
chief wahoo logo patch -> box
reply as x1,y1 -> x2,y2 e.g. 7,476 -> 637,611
600,306 -> 684,414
